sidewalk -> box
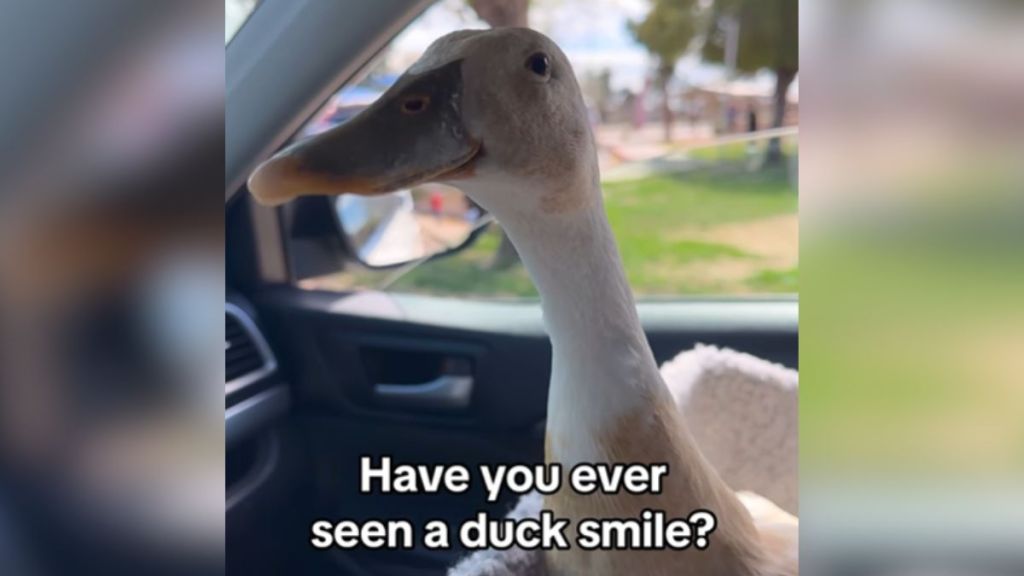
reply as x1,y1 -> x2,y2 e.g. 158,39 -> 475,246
596,122 -> 798,182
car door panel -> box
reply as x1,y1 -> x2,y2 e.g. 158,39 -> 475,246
246,287 -> 796,574
255,289 -> 796,426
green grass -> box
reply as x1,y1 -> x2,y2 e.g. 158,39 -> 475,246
687,142 -> 750,161
308,156 -> 799,297
385,162 -> 797,297
686,137 -> 798,163
747,267 -> 799,292
603,164 -> 797,294
602,165 -> 797,229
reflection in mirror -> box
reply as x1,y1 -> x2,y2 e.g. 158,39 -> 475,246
336,183 -> 481,268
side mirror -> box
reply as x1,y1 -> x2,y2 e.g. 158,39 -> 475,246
335,183 -> 484,268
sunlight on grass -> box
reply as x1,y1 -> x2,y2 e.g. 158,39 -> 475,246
305,157 -> 799,299
603,167 -> 796,228
747,268 -> 799,292
603,165 -> 797,295
686,138 -> 798,163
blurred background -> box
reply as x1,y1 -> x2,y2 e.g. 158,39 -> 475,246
0,0 -> 1020,575
800,1 -> 1024,575
0,1 -> 223,575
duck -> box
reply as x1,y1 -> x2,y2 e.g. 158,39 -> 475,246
248,28 -> 797,576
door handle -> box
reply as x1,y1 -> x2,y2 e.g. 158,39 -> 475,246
374,374 -> 474,411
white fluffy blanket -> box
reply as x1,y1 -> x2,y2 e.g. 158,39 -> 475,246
448,345 -> 798,576
662,345 -> 798,514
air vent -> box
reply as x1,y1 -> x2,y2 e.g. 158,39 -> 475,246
226,303 -> 276,394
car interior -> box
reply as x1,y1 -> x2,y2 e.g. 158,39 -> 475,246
225,1 -> 797,575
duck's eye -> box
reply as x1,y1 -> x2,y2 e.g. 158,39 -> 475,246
400,95 -> 430,115
525,52 -> 551,77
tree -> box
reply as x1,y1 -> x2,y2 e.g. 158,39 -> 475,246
467,0 -> 531,269
702,0 -> 798,164
629,0 -> 701,142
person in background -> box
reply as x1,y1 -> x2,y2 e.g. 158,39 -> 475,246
746,101 -> 762,166
725,102 -> 738,134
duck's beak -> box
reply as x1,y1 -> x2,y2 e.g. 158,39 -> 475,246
248,59 -> 480,206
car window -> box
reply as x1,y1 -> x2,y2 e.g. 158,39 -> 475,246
293,0 -> 798,299
225,0 -> 260,44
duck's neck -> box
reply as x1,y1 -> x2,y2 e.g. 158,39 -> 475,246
494,187 -> 668,465
487,178 -> 766,575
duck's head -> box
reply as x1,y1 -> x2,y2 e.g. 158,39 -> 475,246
248,28 -> 597,215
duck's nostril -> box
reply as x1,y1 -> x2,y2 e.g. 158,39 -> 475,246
401,95 -> 430,114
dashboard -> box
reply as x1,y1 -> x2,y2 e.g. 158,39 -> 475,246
225,298 -> 291,511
